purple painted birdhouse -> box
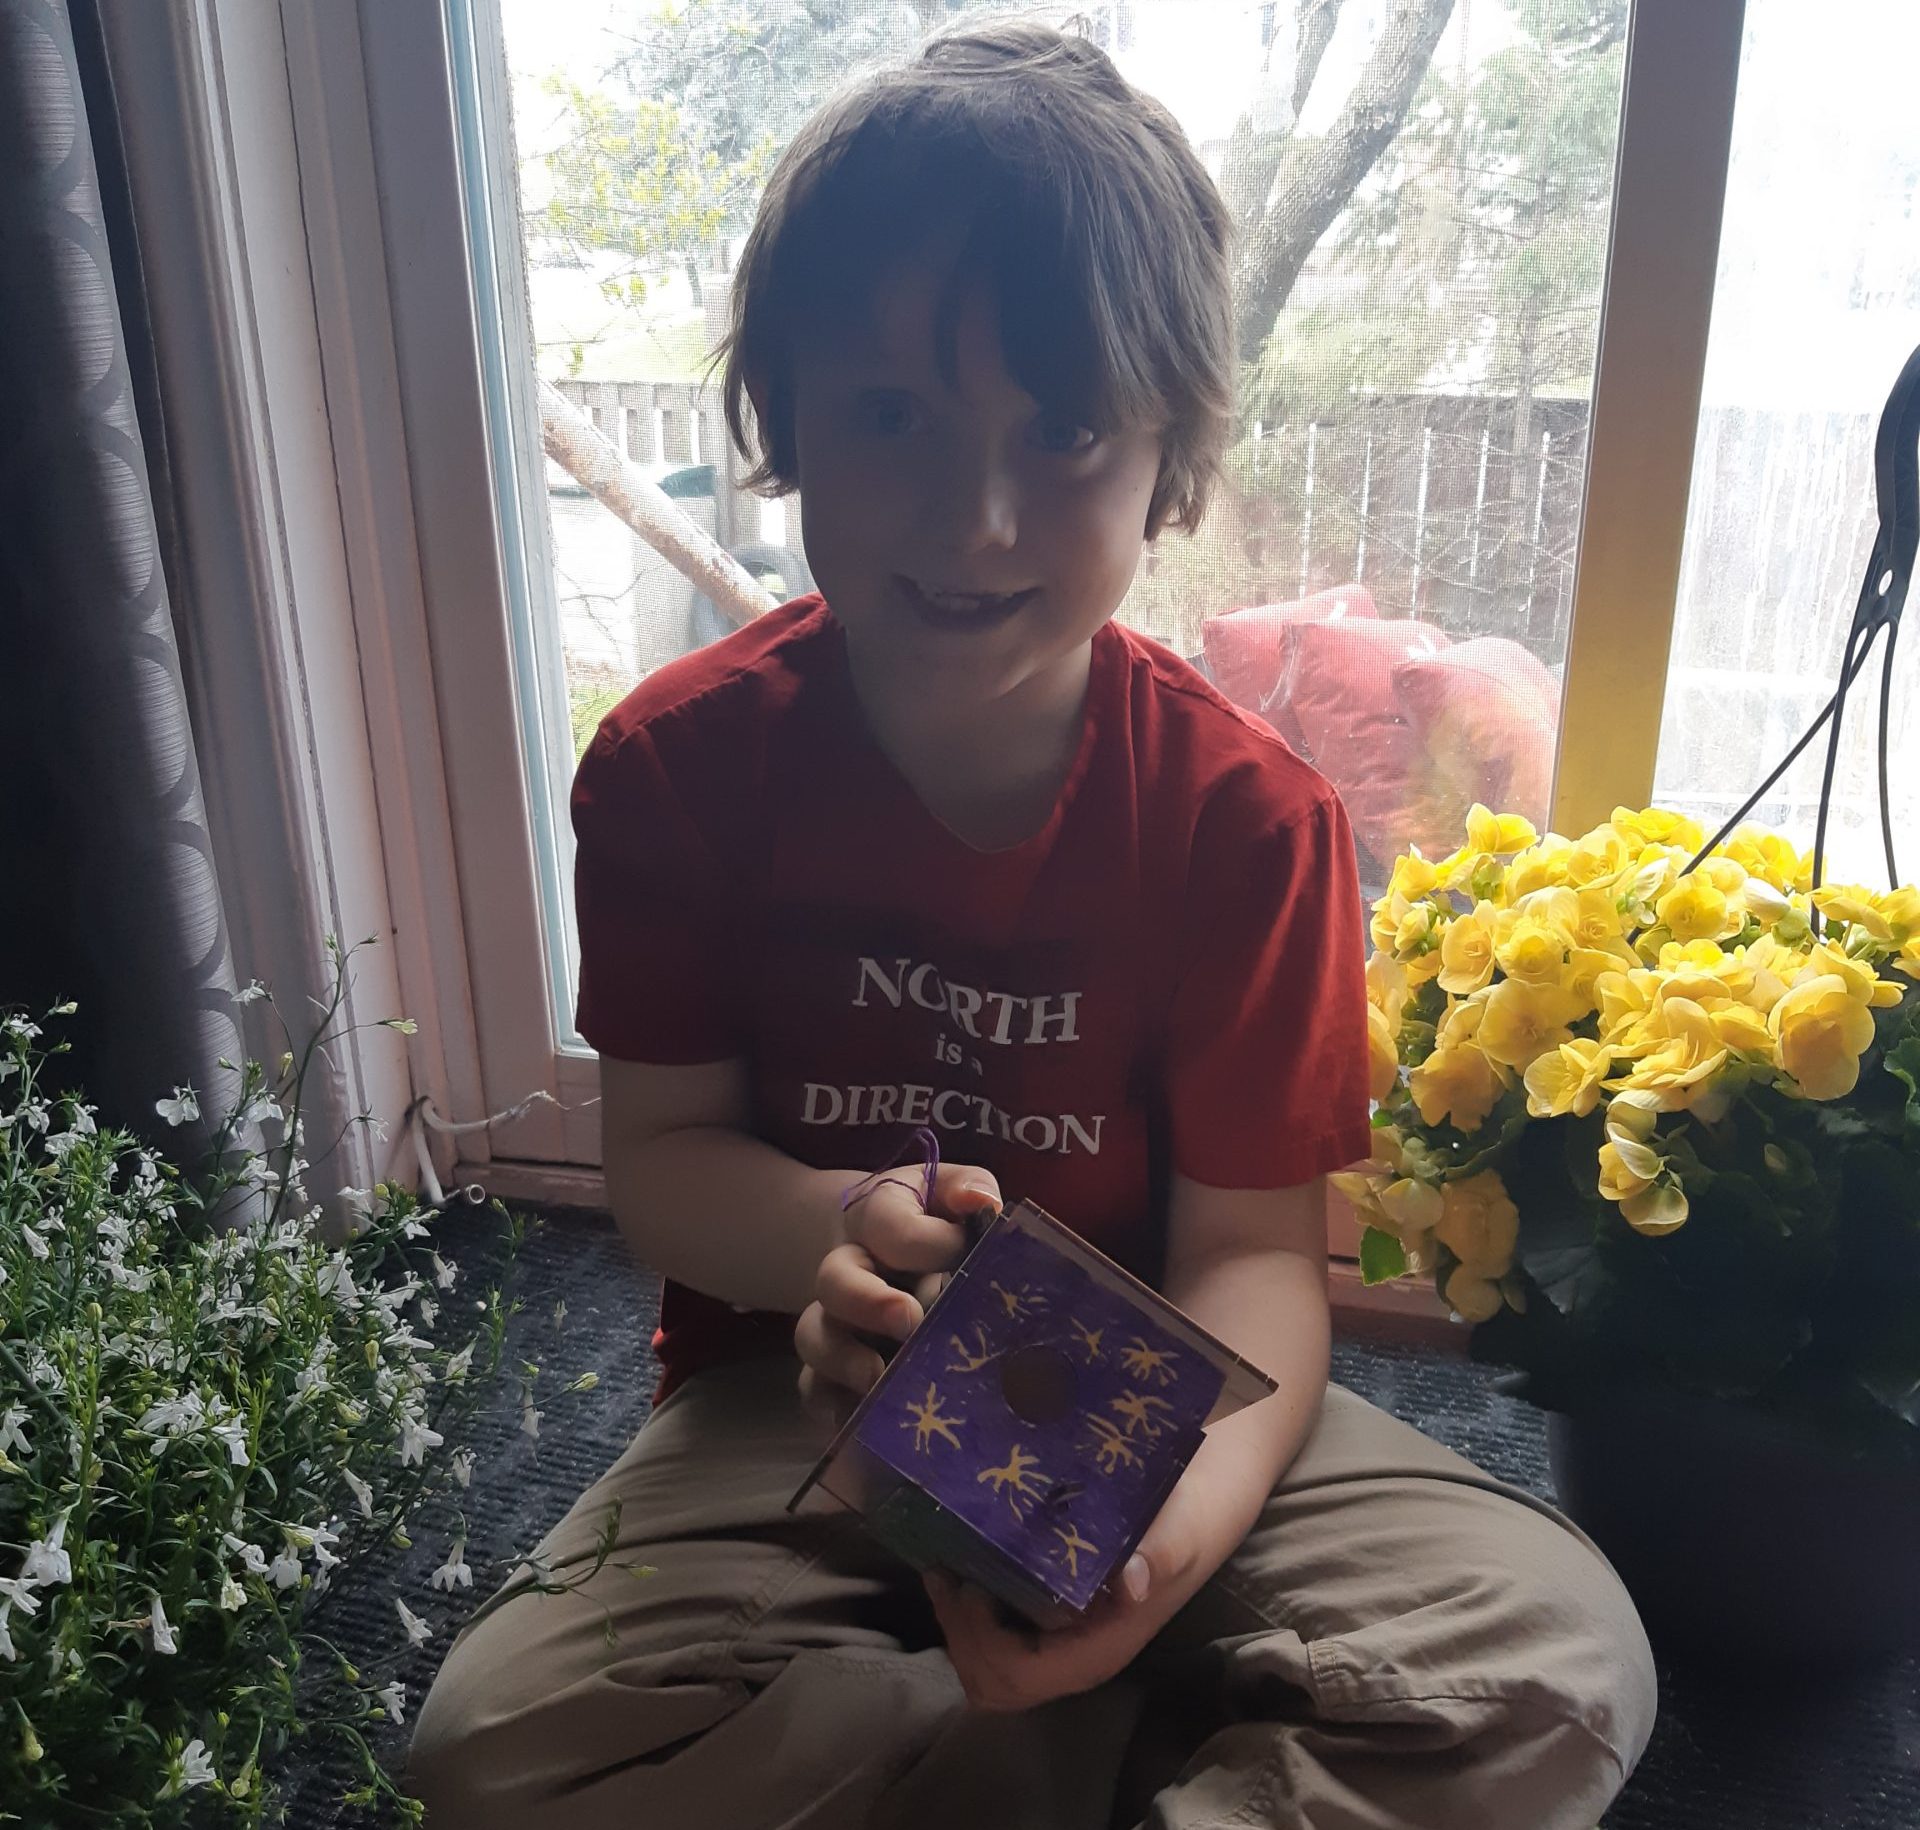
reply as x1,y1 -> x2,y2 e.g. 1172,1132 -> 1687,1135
790,1199 -> 1277,1624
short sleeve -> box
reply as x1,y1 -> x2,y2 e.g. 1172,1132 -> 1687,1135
1167,783 -> 1373,1188
570,720 -> 741,1063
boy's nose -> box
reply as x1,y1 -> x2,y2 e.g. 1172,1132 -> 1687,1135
933,451 -> 1019,555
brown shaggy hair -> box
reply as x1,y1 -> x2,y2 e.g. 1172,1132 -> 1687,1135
718,22 -> 1235,537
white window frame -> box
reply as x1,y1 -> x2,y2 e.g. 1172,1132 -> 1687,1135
314,0 -> 1749,1205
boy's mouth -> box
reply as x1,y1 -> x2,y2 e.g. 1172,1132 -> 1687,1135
896,575 -> 1037,630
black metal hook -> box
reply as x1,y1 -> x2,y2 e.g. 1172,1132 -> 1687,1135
1686,341 -> 1919,905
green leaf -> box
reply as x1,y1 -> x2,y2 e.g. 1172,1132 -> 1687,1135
1357,1226 -> 1409,1285
1886,1035 -> 1920,1117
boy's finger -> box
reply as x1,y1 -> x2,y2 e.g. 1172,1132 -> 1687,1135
928,1162 -> 1002,1223
816,1242 -> 921,1340
847,1181 -> 970,1274
793,1301 -> 887,1395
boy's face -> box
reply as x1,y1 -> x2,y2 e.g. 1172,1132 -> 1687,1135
787,258 -> 1163,713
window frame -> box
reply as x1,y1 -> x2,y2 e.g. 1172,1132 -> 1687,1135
341,0 -> 1749,1196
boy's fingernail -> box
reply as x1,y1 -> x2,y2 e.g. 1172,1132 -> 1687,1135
1122,1555 -> 1151,1603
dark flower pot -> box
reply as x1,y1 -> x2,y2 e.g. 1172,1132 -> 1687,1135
1545,1390 -> 1920,1675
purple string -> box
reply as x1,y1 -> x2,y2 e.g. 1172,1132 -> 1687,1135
840,1125 -> 941,1214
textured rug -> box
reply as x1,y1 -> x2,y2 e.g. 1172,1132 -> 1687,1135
284,1205 -> 1920,1828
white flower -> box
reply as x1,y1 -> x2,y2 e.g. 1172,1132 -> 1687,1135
396,1412 -> 443,1467
396,1597 -> 431,1647
378,1680 -> 407,1726
400,1212 -> 431,1240
234,979 -> 269,1005
150,1593 -> 177,1655
416,1295 -> 439,1329
294,1521 -> 342,1571
267,1552 -> 302,1590
0,1058 -> 14,1081
343,1468 -> 374,1520
20,1517 -> 71,1587
223,1534 -> 268,1576
154,1087 -> 200,1127
4,1017 -> 41,1040
138,1391 -> 207,1445
443,1341 -> 474,1383
316,1253 -> 361,1309
451,1449 -> 474,1490
241,1093 -> 284,1128
162,1736 -> 216,1797
0,1578 -> 41,1617
0,1602 -> 19,1662
107,1260 -> 154,1293
211,1416 -> 250,1467
520,1392 -> 542,1440
21,1225 -> 48,1260
219,1575 -> 247,1611
0,1407 -> 30,1459
22,1099 -> 49,1134
430,1538 -> 472,1593
553,1300 -> 568,1330
43,1131 -> 87,1160
430,1252 -> 456,1291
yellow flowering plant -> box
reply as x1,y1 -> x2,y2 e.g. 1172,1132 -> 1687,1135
1337,804 -> 1920,1450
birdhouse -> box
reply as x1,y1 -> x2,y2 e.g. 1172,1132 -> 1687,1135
790,1198 -> 1277,1624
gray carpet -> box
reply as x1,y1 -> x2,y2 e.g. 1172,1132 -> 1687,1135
285,1206 -> 1920,1828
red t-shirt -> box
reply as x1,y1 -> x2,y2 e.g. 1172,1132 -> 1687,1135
572,596 -> 1371,1399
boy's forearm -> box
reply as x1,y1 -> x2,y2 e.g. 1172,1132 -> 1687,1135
606,1124 -> 852,1316
1153,1244 -> 1332,1576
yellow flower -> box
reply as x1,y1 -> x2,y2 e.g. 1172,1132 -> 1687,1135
1495,913 -> 1574,987
1466,805 -> 1539,857
1370,852 -> 1439,952
1608,995 -> 1729,1111
1565,822 -> 1632,888
1438,901 -> 1498,995
1709,1003 -> 1775,1054
1366,950 -> 1410,1027
1812,884 -> 1893,943
1612,806 -> 1706,854
1571,886 -> 1628,950
1742,877 -> 1794,928
1379,1175 -> 1445,1240
1803,941 -> 1905,1010
1655,874 -> 1739,944
1594,967 -> 1656,1042
1523,1038 -> 1612,1118
1621,1182 -> 1690,1235
1769,973 -> 1878,1100
1597,1139 -> 1656,1204
1435,1171 -> 1520,1322
1504,835 -> 1574,900
1394,902 -> 1442,957
1409,1041 -> 1505,1134
1476,978 -> 1582,1071
1434,988 -> 1490,1053
1566,946 -> 1636,1012
1718,825 -> 1812,893
1367,1003 -> 1400,1103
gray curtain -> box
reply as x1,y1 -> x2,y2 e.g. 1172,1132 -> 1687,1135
0,0 -> 243,1150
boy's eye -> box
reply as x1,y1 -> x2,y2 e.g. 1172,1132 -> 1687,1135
860,393 -> 924,437
1028,416 -> 1098,455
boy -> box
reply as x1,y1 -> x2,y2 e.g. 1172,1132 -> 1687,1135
410,24 -> 1654,1829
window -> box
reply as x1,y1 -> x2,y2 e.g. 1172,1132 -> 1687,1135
1650,0 -> 1920,886
360,1 -> 1779,1179
473,0 -> 1632,1054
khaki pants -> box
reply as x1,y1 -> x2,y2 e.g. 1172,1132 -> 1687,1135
408,1354 -> 1655,1830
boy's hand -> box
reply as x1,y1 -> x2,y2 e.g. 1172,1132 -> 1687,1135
921,1511 -> 1204,1712
795,1163 -> 1000,1421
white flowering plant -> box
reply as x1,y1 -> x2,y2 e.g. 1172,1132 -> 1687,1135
0,955 -> 606,1824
